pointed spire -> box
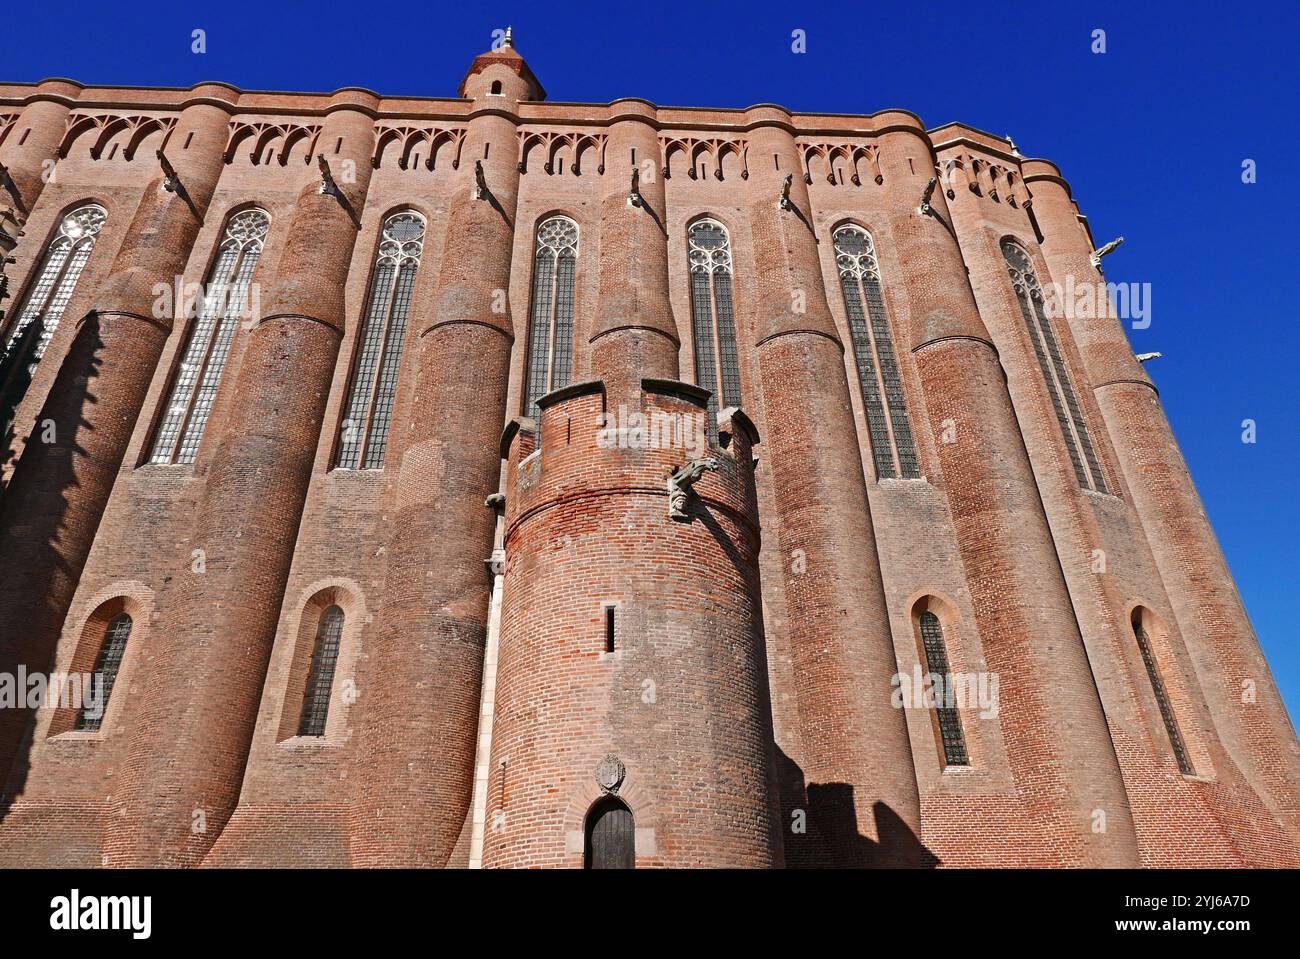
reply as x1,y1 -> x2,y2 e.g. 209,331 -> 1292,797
503,25 -> 513,50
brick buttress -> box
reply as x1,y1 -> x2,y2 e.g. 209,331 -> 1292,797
1025,160 -> 1300,851
347,52 -> 531,867
744,109 -> 922,867
881,126 -> 1139,867
106,90 -> 378,867
0,85 -> 234,793
0,79 -> 80,232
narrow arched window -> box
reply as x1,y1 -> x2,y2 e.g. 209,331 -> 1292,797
1001,240 -> 1107,492
832,226 -> 920,479
523,216 -> 578,420
688,218 -> 741,435
584,796 -> 635,869
75,613 -> 132,732
149,208 -> 269,464
335,211 -> 425,470
3,203 -> 106,361
918,611 -> 968,766
298,604 -> 344,737
1132,612 -> 1193,775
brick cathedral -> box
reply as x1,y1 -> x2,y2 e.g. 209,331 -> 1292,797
0,33 -> 1295,869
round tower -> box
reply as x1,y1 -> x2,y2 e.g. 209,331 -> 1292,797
485,382 -> 779,867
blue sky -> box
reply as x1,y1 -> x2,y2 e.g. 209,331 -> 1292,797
8,1 -> 1298,720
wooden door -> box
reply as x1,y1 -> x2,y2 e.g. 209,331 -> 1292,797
585,799 -> 635,869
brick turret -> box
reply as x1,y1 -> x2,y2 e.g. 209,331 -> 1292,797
485,382 -> 779,866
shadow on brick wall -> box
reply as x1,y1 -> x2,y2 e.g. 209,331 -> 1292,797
0,314 -> 105,818
775,745 -> 938,868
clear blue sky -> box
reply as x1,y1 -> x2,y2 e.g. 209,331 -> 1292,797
8,1 -> 1298,721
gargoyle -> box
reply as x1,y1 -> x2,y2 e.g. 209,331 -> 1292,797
628,166 -> 643,208
1135,351 -> 1162,363
667,457 -> 719,521
317,153 -> 337,197
778,173 -> 792,210
918,175 -> 938,216
474,160 -> 489,201
156,149 -> 180,193
1090,236 -> 1124,267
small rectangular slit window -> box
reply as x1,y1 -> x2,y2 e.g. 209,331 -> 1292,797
605,606 -> 616,653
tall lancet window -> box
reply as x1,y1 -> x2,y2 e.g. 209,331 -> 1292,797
75,613 -> 132,733
149,208 -> 269,465
335,211 -> 425,470
523,216 -> 578,420
687,218 -> 741,434
918,611 -> 969,767
5,203 -> 107,360
1132,613 -> 1194,775
832,226 -> 920,479
298,604 -> 344,737
1002,239 -> 1108,492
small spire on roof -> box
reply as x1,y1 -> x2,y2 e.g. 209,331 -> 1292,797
503,26 -> 514,50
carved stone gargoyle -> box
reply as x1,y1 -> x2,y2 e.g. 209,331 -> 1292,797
667,457 -> 719,521
317,153 -> 338,197
156,149 -> 181,193
628,166 -> 643,207
917,175 -> 938,217
778,173 -> 793,210
1090,236 -> 1124,268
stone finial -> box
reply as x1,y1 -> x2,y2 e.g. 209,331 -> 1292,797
502,26 -> 514,50
667,457 -> 720,521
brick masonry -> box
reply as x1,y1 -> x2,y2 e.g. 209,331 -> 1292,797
0,38 -> 1295,868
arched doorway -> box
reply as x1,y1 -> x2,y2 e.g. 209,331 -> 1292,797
584,796 -> 634,869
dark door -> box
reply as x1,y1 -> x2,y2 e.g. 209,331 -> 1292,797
585,798 -> 635,869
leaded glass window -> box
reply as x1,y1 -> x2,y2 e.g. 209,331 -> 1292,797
149,208 -> 269,465
5,203 -> 106,360
833,226 -> 920,479
523,216 -> 578,420
1002,239 -> 1108,492
688,219 -> 741,437
335,211 -> 425,469
1133,617 -> 1194,775
298,605 -> 344,737
918,611 -> 968,767
75,613 -> 132,732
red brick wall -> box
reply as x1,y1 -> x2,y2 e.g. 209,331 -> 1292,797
0,43 -> 1295,868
